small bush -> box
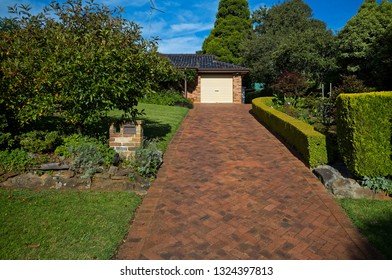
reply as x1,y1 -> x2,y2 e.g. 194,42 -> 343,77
334,75 -> 374,97
0,149 -> 35,172
140,90 -> 193,108
55,134 -> 116,178
0,132 -> 14,150
19,131 -> 62,153
336,92 -> 392,177
252,97 -> 328,167
361,177 -> 392,195
271,71 -> 309,100
130,139 -> 163,180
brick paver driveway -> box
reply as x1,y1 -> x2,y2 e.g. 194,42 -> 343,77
115,104 -> 380,260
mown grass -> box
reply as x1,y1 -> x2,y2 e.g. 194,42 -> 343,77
0,189 -> 141,259
338,198 -> 392,259
108,103 -> 189,151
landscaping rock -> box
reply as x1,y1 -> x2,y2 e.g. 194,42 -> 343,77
37,163 -> 70,170
2,173 -> 44,189
114,168 -> 133,177
52,170 -> 75,179
108,166 -> 119,175
0,172 -> 19,183
313,165 -> 379,199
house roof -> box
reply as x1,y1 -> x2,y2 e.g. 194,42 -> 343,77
164,54 -> 249,73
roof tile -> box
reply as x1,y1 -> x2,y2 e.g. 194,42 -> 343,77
164,54 -> 249,72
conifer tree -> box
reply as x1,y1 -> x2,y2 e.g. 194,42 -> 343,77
202,0 -> 252,64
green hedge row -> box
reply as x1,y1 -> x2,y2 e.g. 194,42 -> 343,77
252,97 -> 328,167
336,92 -> 392,177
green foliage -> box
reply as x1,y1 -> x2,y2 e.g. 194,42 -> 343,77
336,92 -> 392,177
337,0 -> 392,88
243,0 -> 336,86
130,139 -> 163,180
252,97 -> 328,167
140,90 -> 193,108
0,149 -> 35,172
334,75 -> 374,96
0,0 -> 179,134
202,0 -> 252,64
0,132 -> 13,150
55,134 -> 115,178
362,176 -> 392,195
271,71 -> 309,102
19,131 -> 62,153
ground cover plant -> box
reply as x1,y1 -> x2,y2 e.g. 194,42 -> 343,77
338,198 -> 392,259
0,189 -> 141,260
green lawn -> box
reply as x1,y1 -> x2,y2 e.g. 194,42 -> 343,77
0,104 -> 189,259
338,198 -> 392,259
0,189 -> 141,259
109,103 -> 189,151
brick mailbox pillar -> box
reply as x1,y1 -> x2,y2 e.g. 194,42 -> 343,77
109,120 -> 144,159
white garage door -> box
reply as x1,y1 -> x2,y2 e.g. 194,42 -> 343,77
201,75 -> 233,103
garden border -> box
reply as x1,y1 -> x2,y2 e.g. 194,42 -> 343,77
252,97 -> 328,167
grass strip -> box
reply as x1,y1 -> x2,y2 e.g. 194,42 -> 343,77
338,198 -> 392,259
0,189 -> 141,260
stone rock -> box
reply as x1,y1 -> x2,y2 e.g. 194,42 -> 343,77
52,177 -> 90,190
108,166 -> 119,175
3,173 -> 43,189
0,172 -> 19,183
313,165 -> 374,199
313,165 -> 341,187
114,168 -> 133,177
52,170 -> 75,179
38,163 -> 70,170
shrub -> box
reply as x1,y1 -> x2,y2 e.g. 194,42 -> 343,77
252,97 -> 328,167
55,134 -> 116,178
130,139 -> 163,180
0,132 -> 13,150
334,75 -> 374,97
140,90 -> 193,108
271,71 -> 309,102
361,176 -> 392,195
0,149 -> 35,172
336,92 -> 392,177
19,131 -> 62,153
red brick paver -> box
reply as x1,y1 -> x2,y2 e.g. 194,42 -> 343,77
115,104 -> 381,260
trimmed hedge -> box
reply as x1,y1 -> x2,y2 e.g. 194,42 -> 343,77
336,92 -> 392,177
252,97 -> 328,167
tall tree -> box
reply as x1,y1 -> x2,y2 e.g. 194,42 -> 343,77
337,0 -> 392,88
242,0 -> 336,86
202,0 -> 252,64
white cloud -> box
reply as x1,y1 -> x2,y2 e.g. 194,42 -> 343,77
170,22 -> 213,33
158,36 -> 204,54
99,0 -> 149,7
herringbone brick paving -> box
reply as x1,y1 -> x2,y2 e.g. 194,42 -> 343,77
115,104 -> 381,260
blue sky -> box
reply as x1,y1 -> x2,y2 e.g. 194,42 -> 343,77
1,0 -> 368,53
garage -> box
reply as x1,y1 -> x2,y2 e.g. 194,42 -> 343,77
164,54 -> 249,104
200,75 -> 233,103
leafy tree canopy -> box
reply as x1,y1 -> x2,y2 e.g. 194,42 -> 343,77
0,0 -> 180,134
202,0 -> 252,64
337,0 -> 392,88
243,0 -> 336,86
